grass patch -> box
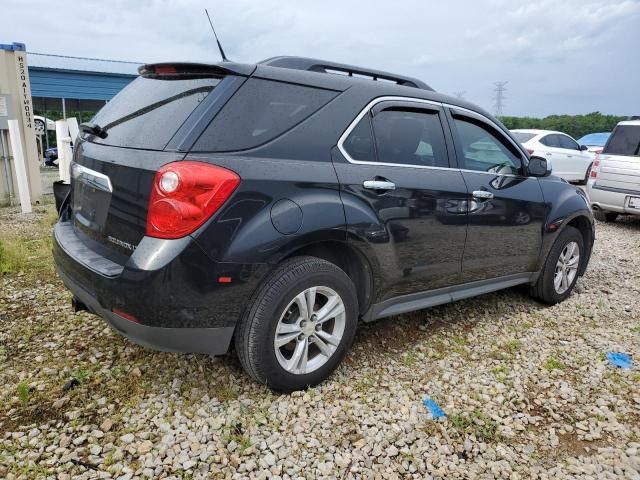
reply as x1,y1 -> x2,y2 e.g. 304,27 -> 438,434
543,356 -> 565,371
0,204 -> 57,276
0,237 -> 29,274
448,409 -> 500,442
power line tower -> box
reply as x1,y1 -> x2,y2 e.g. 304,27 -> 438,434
492,81 -> 508,116
454,90 -> 466,99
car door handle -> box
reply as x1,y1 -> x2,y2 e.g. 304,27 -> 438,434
363,180 -> 396,191
546,153 -> 552,156
472,190 -> 494,200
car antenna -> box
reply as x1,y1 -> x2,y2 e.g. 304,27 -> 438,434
205,8 -> 229,62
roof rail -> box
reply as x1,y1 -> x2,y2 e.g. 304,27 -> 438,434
259,56 -> 433,91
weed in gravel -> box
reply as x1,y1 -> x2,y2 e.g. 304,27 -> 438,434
543,356 -> 565,371
16,382 -> 30,406
503,339 -> 522,354
448,409 -> 500,443
401,350 -> 419,367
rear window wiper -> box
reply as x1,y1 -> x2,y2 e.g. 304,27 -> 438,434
80,122 -> 108,139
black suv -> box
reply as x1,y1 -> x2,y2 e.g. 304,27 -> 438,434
53,57 -> 595,391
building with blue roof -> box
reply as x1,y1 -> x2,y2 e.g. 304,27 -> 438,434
26,51 -> 142,116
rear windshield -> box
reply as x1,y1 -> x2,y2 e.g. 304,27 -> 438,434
192,78 -> 338,152
511,132 -> 536,143
87,76 -> 220,150
603,125 -> 640,156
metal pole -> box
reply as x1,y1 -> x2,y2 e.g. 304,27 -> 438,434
62,98 -> 66,120
1,130 -> 15,205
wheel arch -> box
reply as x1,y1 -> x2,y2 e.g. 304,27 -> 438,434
279,240 -> 374,316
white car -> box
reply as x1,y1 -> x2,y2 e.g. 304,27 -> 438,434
511,129 -> 593,184
34,115 -> 55,135
586,120 -> 640,222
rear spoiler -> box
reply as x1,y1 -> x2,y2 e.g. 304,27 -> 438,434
138,62 -> 256,78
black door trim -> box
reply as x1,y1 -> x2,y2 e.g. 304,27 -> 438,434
362,272 -> 536,321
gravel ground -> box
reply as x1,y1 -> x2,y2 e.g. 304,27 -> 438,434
0,205 -> 639,479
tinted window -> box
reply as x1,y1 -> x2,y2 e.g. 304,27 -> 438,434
193,78 -> 337,151
558,135 -> 579,150
371,109 -> 449,167
453,117 -> 522,175
540,134 -> 560,147
89,76 -> 219,150
603,125 -> 640,156
343,115 -> 375,161
511,132 -> 536,143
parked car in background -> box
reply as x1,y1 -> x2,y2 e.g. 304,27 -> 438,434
587,120 -> 640,222
511,129 -> 593,184
44,147 -> 58,167
577,132 -> 610,153
34,115 -> 55,136
53,57 -> 595,391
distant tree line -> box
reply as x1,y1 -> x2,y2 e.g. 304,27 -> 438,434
498,112 -> 626,140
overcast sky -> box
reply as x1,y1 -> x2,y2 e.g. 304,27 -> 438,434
2,0 -> 639,117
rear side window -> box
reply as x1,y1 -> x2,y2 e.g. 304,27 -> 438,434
343,115 -> 375,161
193,78 -> 337,152
89,76 -> 219,150
370,108 -> 449,167
540,134 -> 560,147
511,132 -> 536,143
604,125 -> 640,156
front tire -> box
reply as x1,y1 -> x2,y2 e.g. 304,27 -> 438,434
530,226 -> 584,305
235,256 -> 358,392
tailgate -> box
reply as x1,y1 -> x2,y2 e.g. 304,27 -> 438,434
596,154 -> 640,193
70,141 -> 184,257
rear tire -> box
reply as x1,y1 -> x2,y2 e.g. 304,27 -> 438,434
593,209 -> 618,222
235,256 -> 358,392
529,226 -> 584,305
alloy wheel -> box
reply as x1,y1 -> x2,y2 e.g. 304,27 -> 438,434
554,241 -> 580,294
274,286 -> 346,375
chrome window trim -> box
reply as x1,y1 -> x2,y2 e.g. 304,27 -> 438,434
337,95 -> 529,171
71,162 -> 113,193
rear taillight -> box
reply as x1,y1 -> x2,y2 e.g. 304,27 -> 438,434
146,161 -> 240,239
590,156 -> 600,179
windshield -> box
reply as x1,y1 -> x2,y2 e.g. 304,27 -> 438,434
511,132 -> 536,143
88,76 -> 220,150
577,133 -> 610,147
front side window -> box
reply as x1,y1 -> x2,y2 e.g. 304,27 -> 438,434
558,135 -> 579,150
370,108 -> 449,167
452,116 -> 523,175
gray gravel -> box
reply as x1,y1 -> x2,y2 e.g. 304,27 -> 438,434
1,205 -> 639,479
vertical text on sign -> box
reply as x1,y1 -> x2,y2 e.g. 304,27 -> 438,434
15,54 -> 33,129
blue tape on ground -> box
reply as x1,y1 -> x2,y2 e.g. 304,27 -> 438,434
606,352 -> 633,369
423,398 -> 446,419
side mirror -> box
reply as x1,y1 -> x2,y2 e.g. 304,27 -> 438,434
580,144 -> 589,151
527,156 -> 551,177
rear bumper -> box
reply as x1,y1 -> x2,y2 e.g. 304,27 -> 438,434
587,183 -> 640,215
53,220 -> 269,355
57,267 -> 234,355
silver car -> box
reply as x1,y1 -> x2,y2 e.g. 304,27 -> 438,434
586,120 -> 640,221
